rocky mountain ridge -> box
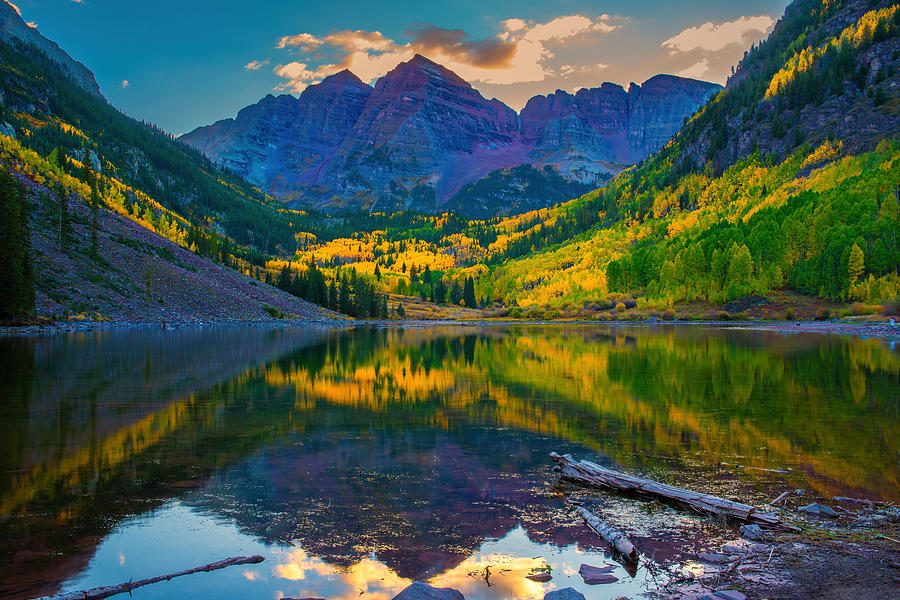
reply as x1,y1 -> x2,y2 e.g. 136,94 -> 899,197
0,1 -> 102,97
181,55 -> 720,216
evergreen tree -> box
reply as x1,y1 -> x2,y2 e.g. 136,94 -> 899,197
56,182 -> 71,251
463,276 -> 476,308
89,181 -> 101,259
374,263 -> 381,280
449,280 -> 462,305
434,279 -> 447,304
396,302 -> 406,318
0,166 -> 34,321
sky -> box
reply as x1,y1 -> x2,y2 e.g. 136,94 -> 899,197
10,0 -> 790,135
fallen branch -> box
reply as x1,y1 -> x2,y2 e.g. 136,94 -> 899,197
551,452 -> 799,532
566,500 -> 639,563
34,555 -> 265,600
833,496 -> 891,507
769,491 -> 792,505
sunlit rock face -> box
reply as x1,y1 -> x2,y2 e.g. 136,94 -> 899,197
181,55 -> 720,215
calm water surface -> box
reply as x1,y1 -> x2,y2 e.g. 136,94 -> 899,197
0,324 -> 897,600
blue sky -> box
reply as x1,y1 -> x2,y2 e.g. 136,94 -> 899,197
12,0 -> 789,134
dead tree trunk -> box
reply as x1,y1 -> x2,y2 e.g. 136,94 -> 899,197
34,555 -> 265,600
551,452 -> 799,531
567,500 -> 638,563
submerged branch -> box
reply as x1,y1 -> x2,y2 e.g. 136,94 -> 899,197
33,555 -> 265,600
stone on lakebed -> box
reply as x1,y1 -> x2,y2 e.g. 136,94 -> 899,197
526,572 -> 553,582
798,503 -> 839,518
543,587 -> 586,600
578,563 -> 618,584
392,581 -> 465,600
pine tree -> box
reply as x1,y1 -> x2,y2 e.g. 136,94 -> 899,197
89,182 -> 101,259
56,182 -> 71,251
396,302 -> 406,318
0,166 -> 34,321
463,276 -> 476,308
449,280 -> 462,305
374,263 -> 381,280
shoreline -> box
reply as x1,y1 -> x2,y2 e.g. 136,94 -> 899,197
2,316 -> 897,341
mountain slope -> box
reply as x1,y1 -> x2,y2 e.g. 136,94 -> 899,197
181,55 -> 719,216
473,0 -> 900,309
0,31 -> 300,254
0,0 -> 101,97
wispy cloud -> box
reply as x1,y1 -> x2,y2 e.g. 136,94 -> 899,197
244,59 -> 270,71
4,1 -> 21,16
272,14 -> 621,93
26,20 -> 37,28
121,79 -> 129,88
662,15 -> 774,54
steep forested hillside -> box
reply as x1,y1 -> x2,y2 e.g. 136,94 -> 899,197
469,0 -> 900,310
0,39 -> 295,254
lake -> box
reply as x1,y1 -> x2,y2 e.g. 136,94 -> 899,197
1,324 -> 897,600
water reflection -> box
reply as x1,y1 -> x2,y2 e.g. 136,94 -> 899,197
0,324 -> 897,600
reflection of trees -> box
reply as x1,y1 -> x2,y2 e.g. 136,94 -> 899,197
0,324 -> 897,599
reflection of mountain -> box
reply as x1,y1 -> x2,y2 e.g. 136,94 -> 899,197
1,325 -> 898,599
190,427 -> 594,581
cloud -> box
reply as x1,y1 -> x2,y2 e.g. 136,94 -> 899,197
407,24 -> 516,68
276,32 -> 321,50
676,58 -> 710,79
244,59 -> 270,71
272,14 -> 621,93
661,15 -> 774,54
5,1 -> 21,16
121,79 -> 129,87
26,21 -> 37,28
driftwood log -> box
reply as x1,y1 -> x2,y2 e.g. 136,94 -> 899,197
567,500 -> 638,563
34,555 -> 265,600
551,452 -> 799,531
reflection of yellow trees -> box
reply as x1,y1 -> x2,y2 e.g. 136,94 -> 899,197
264,327 -> 899,500
0,395 -> 196,516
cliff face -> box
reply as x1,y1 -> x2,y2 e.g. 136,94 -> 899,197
0,1 -> 102,98
181,54 -> 721,215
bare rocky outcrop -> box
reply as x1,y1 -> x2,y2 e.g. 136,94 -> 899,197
181,55 -> 720,216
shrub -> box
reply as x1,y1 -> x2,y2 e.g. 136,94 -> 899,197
661,308 -> 676,321
783,307 -> 795,320
615,302 -> 626,312
881,297 -> 900,316
850,302 -> 869,316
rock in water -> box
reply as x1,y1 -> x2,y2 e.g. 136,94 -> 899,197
740,524 -> 766,541
526,572 -> 553,582
713,591 -> 748,600
543,588 -> 586,600
798,503 -> 839,518
578,563 -> 618,584
392,581 -> 465,600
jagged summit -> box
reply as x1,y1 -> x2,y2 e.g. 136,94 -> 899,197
181,55 -> 720,216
